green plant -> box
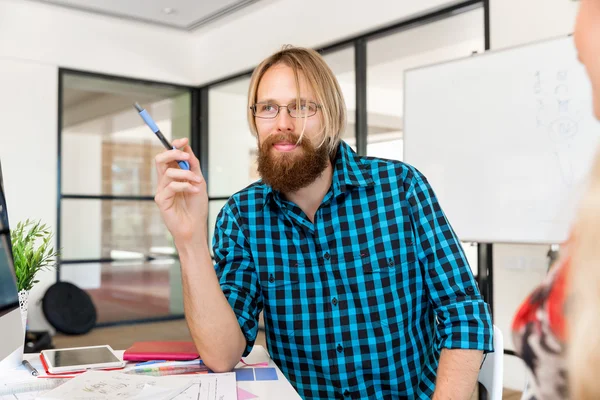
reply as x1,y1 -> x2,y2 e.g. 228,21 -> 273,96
10,219 -> 60,292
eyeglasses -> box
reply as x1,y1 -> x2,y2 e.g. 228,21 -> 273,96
250,101 -> 321,119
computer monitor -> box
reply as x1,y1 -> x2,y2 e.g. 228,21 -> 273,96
0,161 -> 25,370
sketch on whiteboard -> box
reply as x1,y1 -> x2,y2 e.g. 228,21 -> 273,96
535,70 -> 584,186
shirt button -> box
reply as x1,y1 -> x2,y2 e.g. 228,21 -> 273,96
337,344 -> 343,353
324,252 -> 330,260
332,297 -> 338,306
344,390 -> 350,397
466,286 -> 475,294
269,274 -> 275,283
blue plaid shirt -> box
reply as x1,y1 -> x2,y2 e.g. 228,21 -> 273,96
213,141 -> 493,399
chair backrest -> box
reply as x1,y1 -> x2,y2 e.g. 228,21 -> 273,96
478,325 -> 504,400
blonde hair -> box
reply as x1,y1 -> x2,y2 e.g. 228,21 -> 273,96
247,45 -> 346,156
568,148 -> 600,400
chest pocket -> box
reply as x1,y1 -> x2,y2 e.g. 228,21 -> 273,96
259,267 -> 300,301
258,264 -> 301,338
361,249 -> 399,273
354,248 -> 401,275
357,242 -> 415,274
352,240 -> 419,313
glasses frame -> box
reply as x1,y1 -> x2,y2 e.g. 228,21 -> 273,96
250,101 -> 322,119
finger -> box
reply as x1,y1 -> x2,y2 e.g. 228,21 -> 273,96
155,181 -> 200,206
175,143 -> 202,175
157,168 -> 204,192
165,168 -> 203,183
172,138 -> 189,148
155,149 -> 191,175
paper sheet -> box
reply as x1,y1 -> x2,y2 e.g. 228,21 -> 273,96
1,392 -> 43,400
171,373 -> 237,400
36,370 -> 237,400
37,371 -> 192,400
0,372 -> 68,397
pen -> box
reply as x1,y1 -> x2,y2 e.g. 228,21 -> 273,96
22,359 -> 39,376
134,102 -> 190,170
123,364 -> 209,376
124,365 -> 209,376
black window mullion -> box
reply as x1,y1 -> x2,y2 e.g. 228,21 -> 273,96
60,254 -> 180,265
199,87 -> 210,239
199,87 -> 210,189
56,69 -> 64,281
355,39 -> 368,156
62,195 -> 156,201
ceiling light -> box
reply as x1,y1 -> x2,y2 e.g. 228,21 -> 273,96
162,7 -> 176,15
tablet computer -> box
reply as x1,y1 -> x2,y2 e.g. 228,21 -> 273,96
41,345 -> 124,374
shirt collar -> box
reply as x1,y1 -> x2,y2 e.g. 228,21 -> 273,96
332,140 -> 374,194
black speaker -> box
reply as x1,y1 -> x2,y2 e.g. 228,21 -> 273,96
42,282 -> 97,335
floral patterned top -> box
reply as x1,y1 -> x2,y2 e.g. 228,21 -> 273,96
512,255 -> 569,400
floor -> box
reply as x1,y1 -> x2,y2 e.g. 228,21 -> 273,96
86,267 -> 173,323
53,319 -> 522,399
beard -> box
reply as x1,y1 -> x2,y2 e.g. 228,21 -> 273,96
257,132 -> 330,193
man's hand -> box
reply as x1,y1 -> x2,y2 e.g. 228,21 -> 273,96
154,137 -> 208,246
432,349 -> 483,400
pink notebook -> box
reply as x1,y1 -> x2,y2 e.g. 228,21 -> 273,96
123,341 -> 200,361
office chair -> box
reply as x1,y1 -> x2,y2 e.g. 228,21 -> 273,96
478,325 -> 504,400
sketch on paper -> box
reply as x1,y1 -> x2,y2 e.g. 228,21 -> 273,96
37,370 -> 236,400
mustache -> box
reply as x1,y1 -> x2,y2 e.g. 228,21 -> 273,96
261,133 -> 303,147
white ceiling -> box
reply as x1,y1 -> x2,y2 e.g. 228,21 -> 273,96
28,0 -> 262,31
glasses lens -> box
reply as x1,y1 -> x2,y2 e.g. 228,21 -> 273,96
254,103 -> 278,118
289,101 -> 317,118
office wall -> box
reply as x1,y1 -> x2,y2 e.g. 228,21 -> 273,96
0,58 -> 58,332
491,0 -> 579,50
490,0 -> 580,391
0,0 -> 195,84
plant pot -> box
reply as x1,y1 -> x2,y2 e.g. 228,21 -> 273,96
18,289 -> 29,332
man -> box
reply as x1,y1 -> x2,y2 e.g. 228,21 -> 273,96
154,46 -> 493,399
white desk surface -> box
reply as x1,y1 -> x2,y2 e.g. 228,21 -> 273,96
233,345 -> 301,400
3,345 -> 300,400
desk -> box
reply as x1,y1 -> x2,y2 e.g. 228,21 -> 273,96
233,345 -> 301,399
2,345 -> 301,400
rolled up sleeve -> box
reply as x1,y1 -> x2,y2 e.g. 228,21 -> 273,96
408,172 -> 493,352
213,204 -> 263,357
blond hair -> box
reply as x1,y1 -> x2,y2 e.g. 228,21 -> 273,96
247,45 -> 346,156
568,148 -> 600,399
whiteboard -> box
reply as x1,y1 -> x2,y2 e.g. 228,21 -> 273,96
404,36 -> 600,244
